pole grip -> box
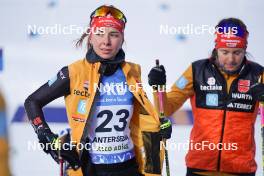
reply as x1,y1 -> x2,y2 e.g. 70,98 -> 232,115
155,59 -> 165,117
260,103 -> 264,127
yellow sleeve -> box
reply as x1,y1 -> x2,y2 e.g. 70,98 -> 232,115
0,139 -> 10,176
154,65 -> 194,116
0,93 -> 10,176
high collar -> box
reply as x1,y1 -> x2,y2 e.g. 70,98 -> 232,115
85,47 -> 125,65
86,47 -> 125,76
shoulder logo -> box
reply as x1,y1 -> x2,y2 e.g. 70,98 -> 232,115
48,75 -> 57,86
59,70 -> 66,79
175,76 -> 188,89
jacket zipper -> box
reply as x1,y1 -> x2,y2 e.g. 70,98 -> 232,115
80,74 -> 102,157
216,104 -> 227,171
216,74 -> 228,171
216,76 -> 240,171
211,62 -> 247,171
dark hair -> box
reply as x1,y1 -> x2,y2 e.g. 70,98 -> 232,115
75,5 -> 126,51
75,25 -> 91,50
210,18 -> 248,59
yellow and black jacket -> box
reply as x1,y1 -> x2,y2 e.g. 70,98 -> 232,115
25,57 -> 164,176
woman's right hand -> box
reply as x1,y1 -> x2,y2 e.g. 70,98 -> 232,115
37,128 -> 60,161
37,128 -> 81,170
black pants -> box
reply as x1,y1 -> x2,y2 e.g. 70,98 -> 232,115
93,158 -> 143,176
95,166 -> 142,176
186,167 -> 255,176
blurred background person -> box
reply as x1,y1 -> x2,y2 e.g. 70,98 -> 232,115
0,89 -> 11,176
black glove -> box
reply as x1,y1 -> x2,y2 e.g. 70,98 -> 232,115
37,128 -> 80,170
159,118 -> 172,139
59,131 -> 81,170
250,83 -> 264,102
148,65 -> 166,86
37,127 -> 60,162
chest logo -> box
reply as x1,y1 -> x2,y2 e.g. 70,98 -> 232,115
206,93 -> 219,106
84,80 -> 89,90
77,100 -> 87,114
207,77 -> 216,86
200,77 -> 222,91
238,79 -> 250,93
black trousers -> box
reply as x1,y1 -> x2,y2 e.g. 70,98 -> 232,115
186,167 -> 255,176
89,158 -> 143,176
95,165 -> 142,176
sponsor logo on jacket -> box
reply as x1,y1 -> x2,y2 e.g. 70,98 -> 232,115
200,77 -> 223,91
238,79 -> 250,93
84,80 -> 89,90
231,93 -> 253,100
74,89 -> 90,98
227,102 -> 252,110
77,100 -> 87,114
206,93 -> 219,106
48,75 -> 57,86
59,70 -> 66,79
72,114 -> 85,122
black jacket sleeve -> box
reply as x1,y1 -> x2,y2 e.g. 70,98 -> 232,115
24,66 -> 70,133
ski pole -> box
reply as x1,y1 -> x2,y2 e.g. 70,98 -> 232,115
60,159 -> 64,176
256,75 -> 264,175
260,102 -> 264,175
55,137 -> 64,176
156,59 -> 170,176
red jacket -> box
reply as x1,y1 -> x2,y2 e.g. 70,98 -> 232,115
156,59 -> 263,174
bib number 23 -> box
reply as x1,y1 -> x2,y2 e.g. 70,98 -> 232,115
95,109 -> 129,133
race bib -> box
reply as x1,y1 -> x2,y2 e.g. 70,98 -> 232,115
87,68 -> 135,164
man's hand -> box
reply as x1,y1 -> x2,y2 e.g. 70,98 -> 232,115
159,118 -> 172,139
250,83 -> 264,102
148,65 -> 166,87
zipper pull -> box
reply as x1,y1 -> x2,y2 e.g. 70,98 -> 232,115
139,93 -> 145,105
